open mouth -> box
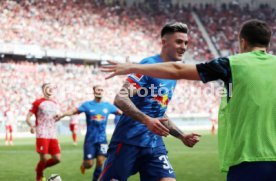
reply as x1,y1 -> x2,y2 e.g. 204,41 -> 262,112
178,52 -> 184,56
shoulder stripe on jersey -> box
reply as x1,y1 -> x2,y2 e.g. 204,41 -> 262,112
126,77 -> 141,89
130,73 -> 143,81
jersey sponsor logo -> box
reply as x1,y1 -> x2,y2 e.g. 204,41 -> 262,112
152,94 -> 169,107
91,114 -> 105,121
89,109 -> 95,112
130,73 -> 143,81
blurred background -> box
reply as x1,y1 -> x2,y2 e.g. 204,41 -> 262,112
1,0 -> 275,136
1,0 -> 275,180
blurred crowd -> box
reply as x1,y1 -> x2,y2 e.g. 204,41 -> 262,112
2,1 -> 276,122
196,3 -> 276,56
0,61 -> 219,119
0,0 -> 212,61
1,1 -> 275,59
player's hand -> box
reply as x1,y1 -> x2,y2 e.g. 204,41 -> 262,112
145,117 -> 170,137
180,133 -> 201,148
101,60 -> 134,79
30,126 -> 35,134
54,114 -> 62,122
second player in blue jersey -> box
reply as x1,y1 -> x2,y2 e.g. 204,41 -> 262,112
56,85 -> 121,181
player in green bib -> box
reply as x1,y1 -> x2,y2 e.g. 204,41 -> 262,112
102,19 -> 276,181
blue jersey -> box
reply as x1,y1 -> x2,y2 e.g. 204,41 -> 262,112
78,100 -> 118,143
110,55 -> 177,147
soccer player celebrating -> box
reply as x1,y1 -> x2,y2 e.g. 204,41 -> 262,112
25,83 -> 61,181
102,19 -> 276,181
55,85 -> 122,181
99,22 -> 200,181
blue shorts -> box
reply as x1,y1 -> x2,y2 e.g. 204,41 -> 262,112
99,143 -> 175,181
227,161 -> 276,181
83,142 -> 108,160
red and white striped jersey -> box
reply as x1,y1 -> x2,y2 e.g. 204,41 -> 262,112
30,98 -> 60,138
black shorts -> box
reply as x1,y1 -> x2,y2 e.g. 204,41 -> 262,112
227,161 -> 276,181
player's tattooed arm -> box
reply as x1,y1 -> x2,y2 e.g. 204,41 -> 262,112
162,114 -> 184,138
114,81 -> 149,124
162,114 -> 201,147
114,81 -> 169,136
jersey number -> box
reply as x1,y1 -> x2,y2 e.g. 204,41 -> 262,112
158,155 -> 173,170
100,144 -> 108,154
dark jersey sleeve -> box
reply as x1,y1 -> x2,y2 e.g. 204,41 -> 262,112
196,57 -> 232,100
196,57 -> 231,84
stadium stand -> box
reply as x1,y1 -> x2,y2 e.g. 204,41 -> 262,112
1,0 -> 275,133
196,3 -> 276,56
0,0 -> 212,61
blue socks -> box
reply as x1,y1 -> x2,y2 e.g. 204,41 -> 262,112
93,166 -> 102,181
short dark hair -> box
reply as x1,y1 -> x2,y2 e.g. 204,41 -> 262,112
161,22 -> 188,38
41,83 -> 50,89
240,19 -> 271,47
93,85 -> 101,91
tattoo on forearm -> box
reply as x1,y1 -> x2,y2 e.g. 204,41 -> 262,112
115,81 -> 147,124
162,114 -> 184,138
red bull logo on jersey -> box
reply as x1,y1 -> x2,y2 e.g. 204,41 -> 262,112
91,114 -> 105,121
152,94 -> 169,107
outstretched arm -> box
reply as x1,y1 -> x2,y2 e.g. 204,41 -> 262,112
162,114 -> 200,147
102,61 -> 200,80
55,108 -> 78,122
114,81 -> 169,136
